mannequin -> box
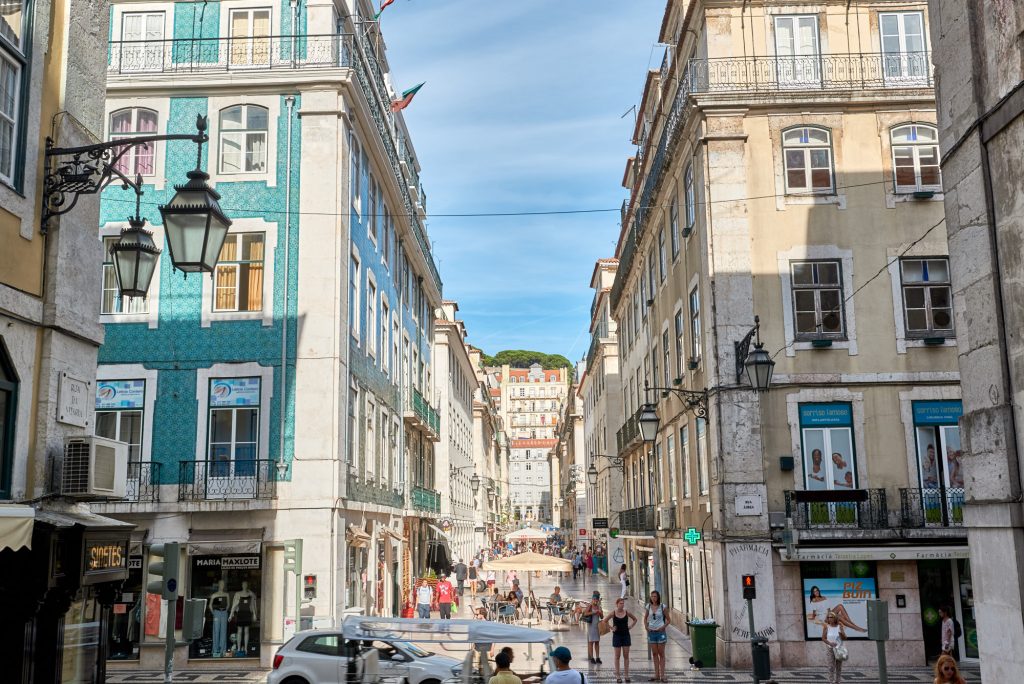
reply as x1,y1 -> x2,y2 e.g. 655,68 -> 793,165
230,580 -> 257,656
210,580 -> 231,658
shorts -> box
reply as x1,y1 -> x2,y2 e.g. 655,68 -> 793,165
612,633 -> 632,649
648,630 -> 667,644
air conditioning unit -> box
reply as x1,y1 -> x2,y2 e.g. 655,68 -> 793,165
657,506 -> 674,531
62,436 -> 128,499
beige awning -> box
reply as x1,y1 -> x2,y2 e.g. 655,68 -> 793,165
484,551 -> 573,572
0,505 -> 34,552
504,527 -> 551,542
347,523 -> 372,547
379,526 -> 407,543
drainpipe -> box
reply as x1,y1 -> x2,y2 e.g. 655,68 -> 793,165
290,0 -> 299,67
278,95 -> 296,481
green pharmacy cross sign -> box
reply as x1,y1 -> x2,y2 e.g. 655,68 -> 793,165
684,527 -> 702,545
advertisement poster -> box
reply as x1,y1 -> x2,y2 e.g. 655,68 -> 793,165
210,377 -> 261,407
96,379 -> 146,410
803,577 -> 876,639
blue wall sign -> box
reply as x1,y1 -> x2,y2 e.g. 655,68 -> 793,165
912,401 -> 963,426
96,380 -> 146,410
799,403 -> 853,427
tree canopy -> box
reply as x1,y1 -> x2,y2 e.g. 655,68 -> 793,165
481,349 -> 572,370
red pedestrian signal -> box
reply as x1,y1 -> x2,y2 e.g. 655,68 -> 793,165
742,574 -> 756,600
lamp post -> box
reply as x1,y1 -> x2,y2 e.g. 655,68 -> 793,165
43,115 -> 231,299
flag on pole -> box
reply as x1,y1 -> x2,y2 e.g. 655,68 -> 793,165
391,82 -> 425,112
374,0 -> 395,20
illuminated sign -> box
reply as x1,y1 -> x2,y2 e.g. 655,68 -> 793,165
82,537 -> 130,584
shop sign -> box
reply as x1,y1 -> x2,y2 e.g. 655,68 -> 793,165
474,526 -> 486,533
57,372 -> 91,427
128,555 -> 143,570
96,379 -> 146,409
799,403 -> 852,427
578,528 -> 587,536
912,401 -> 963,426
803,577 -> 877,639
193,554 -> 261,569
784,546 -> 969,562
82,536 -> 130,584
440,518 -> 453,532
210,377 -> 261,407
592,517 -> 609,529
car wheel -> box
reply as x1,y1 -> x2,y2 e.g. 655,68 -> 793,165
419,679 -> 441,684
280,678 -> 309,684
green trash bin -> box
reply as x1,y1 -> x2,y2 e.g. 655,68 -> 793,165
687,622 -> 719,667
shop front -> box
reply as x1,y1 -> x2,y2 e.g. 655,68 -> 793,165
188,552 -> 263,660
107,547 -> 144,660
918,558 -> 977,661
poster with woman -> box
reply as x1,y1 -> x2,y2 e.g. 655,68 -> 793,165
915,432 -> 941,489
803,578 -> 875,639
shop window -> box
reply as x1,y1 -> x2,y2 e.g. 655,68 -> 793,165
782,126 -> 833,193
101,236 -> 151,315
95,379 -> 146,463
0,338 -> 18,499
208,377 -> 260,478
801,561 -> 877,640
219,104 -> 268,174
108,554 -> 144,660
900,258 -> 953,337
213,233 -> 265,313
791,260 -> 845,339
188,554 -> 262,659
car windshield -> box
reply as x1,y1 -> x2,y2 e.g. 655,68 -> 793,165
393,641 -> 432,658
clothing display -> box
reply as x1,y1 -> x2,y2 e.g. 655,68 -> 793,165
212,610 -> 228,657
235,595 -> 254,627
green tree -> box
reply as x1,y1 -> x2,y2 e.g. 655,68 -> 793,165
480,349 -> 572,370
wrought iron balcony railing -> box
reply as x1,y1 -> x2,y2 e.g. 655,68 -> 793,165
616,407 -> 644,454
900,487 -> 965,528
178,459 -> 277,501
411,485 -> 441,514
406,388 -> 441,435
620,505 -> 657,532
124,461 -> 161,503
785,489 -> 889,530
347,471 -> 405,508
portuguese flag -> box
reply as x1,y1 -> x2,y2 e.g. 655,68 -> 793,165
391,82 -> 425,112
374,0 -> 395,20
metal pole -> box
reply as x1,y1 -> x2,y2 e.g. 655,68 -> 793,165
747,597 -> 759,684
877,640 -> 888,684
164,598 -> 175,684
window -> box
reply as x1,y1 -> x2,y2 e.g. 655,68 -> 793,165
0,0 -> 26,186
213,233 -> 265,312
679,425 -> 691,498
228,8 -> 271,66
696,417 -> 708,495
880,12 -> 927,82
366,279 -> 377,356
791,260 -> 844,339
119,11 -> 165,73
219,105 -> 268,174
654,441 -> 663,504
647,250 -> 656,299
900,258 -> 953,336
296,634 -> 340,656
651,346 -> 659,394
662,330 -> 671,385
101,236 -> 150,315
674,310 -> 685,377
380,301 -> 390,372
658,228 -> 667,282
208,378 -> 260,478
912,401 -> 965,526
667,434 -> 677,502
382,208 -> 391,267
774,15 -> 820,85
669,200 -> 680,257
799,403 -> 856,493
891,124 -> 941,192
783,127 -> 833,193
350,135 -> 362,217
368,176 -> 379,242
347,383 -> 358,465
110,108 -> 158,176
689,287 -> 701,361
0,339 -> 17,498
350,253 -> 361,340
95,380 -> 145,463
683,164 -> 696,234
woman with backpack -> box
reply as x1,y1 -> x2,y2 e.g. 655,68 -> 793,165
583,591 -> 604,665
939,605 -> 960,660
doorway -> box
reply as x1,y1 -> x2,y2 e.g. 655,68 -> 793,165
917,559 -> 977,661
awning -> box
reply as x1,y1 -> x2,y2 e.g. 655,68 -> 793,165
427,524 -> 452,541
187,528 -> 264,555
780,545 -> 970,562
347,523 -> 372,547
0,505 -> 35,552
34,507 -> 135,531
379,526 -> 406,543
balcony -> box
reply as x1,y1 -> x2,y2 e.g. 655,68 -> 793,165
411,485 -> 441,514
347,471 -> 405,509
178,460 -> 277,501
124,461 -> 161,503
900,488 -> 965,529
785,489 -> 889,530
404,388 -> 441,441
620,505 -> 657,533
615,407 -> 644,454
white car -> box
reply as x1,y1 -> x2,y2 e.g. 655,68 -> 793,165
268,629 -> 465,684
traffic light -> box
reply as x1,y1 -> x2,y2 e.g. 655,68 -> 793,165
147,542 -> 180,600
284,538 -> 303,577
742,574 -> 756,600
304,574 -> 317,600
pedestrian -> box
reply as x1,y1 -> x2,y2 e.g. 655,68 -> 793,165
499,647 -> 542,684
507,569 -> 518,587
603,596 -> 638,683
644,590 -> 670,683
437,574 -> 454,619
821,610 -> 847,684
415,578 -> 433,618
469,557 -> 480,597
489,651 -> 522,684
545,646 -> 589,684
618,564 -> 629,599
934,653 -> 966,684
939,605 -> 959,660
583,591 -> 604,664
486,568 -> 496,590
455,558 -> 468,598
572,552 -> 582,580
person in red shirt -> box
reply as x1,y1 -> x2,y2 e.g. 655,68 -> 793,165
437,574 -> 454,619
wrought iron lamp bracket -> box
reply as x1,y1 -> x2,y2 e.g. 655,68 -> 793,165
733,315 -> 762,383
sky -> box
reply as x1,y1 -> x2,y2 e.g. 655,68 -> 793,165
381,0 -> 667,362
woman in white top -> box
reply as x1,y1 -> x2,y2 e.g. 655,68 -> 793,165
821,611 -> 847,684
618,564 -> 629,599
644,590 -> 670,683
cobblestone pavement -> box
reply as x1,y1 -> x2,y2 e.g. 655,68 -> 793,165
105,572 -> 981,683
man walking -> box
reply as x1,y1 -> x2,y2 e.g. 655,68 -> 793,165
415,579 -> 433,618
545,647 -> 588,684
437,573 -> 455,619
454,558 -> 468,598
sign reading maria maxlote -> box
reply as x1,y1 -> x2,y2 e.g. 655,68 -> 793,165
592,518 -> 609,529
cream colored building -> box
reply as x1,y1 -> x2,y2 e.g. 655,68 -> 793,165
612,0 -> 964,668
